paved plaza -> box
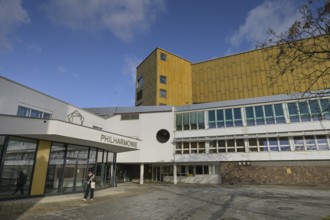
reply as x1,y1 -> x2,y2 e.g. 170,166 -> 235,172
1,182 -> 330,220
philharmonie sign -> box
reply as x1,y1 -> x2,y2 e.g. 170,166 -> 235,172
100,134 -> 138,148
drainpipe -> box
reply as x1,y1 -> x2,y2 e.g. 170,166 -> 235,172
140,163 -> 144,185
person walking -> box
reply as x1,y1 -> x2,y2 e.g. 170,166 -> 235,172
82,170 -> 95,201
13,171 -> 27,195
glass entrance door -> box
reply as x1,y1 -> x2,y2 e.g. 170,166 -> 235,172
62,159 -> 87,193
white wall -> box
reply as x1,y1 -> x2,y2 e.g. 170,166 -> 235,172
0,77 -> 105,129
116,111 -> 175,163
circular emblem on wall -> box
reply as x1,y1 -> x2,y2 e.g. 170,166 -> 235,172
156,129 -> 170,143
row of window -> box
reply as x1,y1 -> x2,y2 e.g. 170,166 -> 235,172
175,135 -> 330,154
17,105 -> 52,119
176,98 -> 330,130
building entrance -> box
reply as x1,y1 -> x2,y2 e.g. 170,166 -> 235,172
62,158 -> 88,193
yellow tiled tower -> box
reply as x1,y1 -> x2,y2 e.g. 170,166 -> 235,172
136,38 -> 330,106
136,48 -> 192,106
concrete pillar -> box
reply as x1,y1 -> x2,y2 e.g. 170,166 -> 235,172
140,163 -> 144,185
173,163 -> 177,185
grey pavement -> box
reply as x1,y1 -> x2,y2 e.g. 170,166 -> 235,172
1,182 -> 330,220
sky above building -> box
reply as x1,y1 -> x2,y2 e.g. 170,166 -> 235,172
0,0 -> 305,108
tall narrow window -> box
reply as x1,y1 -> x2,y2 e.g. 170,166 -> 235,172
245,107 -> 255,126
255,106 -> 265,125
176,114 -> 183,130
288,103 -> 300,122
160,89 -> 167,98
264,105 -> 275,124
190,112 -> 197,130
233,108 -> 242,126
274,104 -> 285,123
136,76 -> 143,89
225,109 -> 233,127
208,111 -> 216,128
160,75 -> 167,84
298,101 -> 311,122
160,52 -> 167,61
198,112 -> 205,129
216,110 -> 224,128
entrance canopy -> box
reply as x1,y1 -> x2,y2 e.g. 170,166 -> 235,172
0,115 -> 140,153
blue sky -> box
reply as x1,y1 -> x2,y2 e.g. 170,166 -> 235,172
0,0 -> 305,108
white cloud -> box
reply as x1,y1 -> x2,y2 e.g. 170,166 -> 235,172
227,0 -> 301,49
123,55 -> 140,84
26,44 -> 42,53
57,66 -> 79,78
42,0 -> 167,41
0,0 -> 30,51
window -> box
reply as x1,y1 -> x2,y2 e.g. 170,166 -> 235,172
121,113 -> 139,120
190,112 -> 197,130
160,52 -> 167,61
316,135 -> 330,150
198,112 -> 205,129
136,76 -> 143,89
176,114 -> 183,130
160,75 -> 167,84
160,89 -> 167,98
208,111 -> 216,128
136,90 -> 143,102
245,107 -> 255,126
17,106 -> 51,119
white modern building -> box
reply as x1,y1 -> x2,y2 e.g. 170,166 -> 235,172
0,76 -> 330,199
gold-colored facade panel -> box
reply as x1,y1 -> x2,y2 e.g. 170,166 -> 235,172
31,140 -> 51,195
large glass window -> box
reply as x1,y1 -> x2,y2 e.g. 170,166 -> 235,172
176,112 -> 205,130
0,137 -> 37,198
45,143 -> 66,194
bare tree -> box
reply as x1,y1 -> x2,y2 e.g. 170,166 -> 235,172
258,0 -> 330,98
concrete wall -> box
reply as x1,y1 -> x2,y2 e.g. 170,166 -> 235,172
220,161 -> 330,185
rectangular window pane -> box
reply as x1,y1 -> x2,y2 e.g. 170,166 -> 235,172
279,137 -> 290,151
225,109 -> 233,127
249,139 -> 258,152
245,107 -> 255,126
255,106 -> 265,125
183,113 -> 189,130
274,104 -> 285,123
264,105 -> 275,124
198,112 -> 205,129
0,137 -> 37,198
176,114 -> 182,130
233,108 -> 243,126
309,100 -> 321,121
294,137 -> 305,151
190,112 -> 197,130
316,135 -> 329,150
320,99 -> 330,120
17,106 -> 29,117
259,138 -> 268,152
269,138 -> 279,151
305,136 -> 317,150
208,111 -> 216,128
216,110 -> 224,128
288,103 -> 300,122
298,102 -> 311,122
